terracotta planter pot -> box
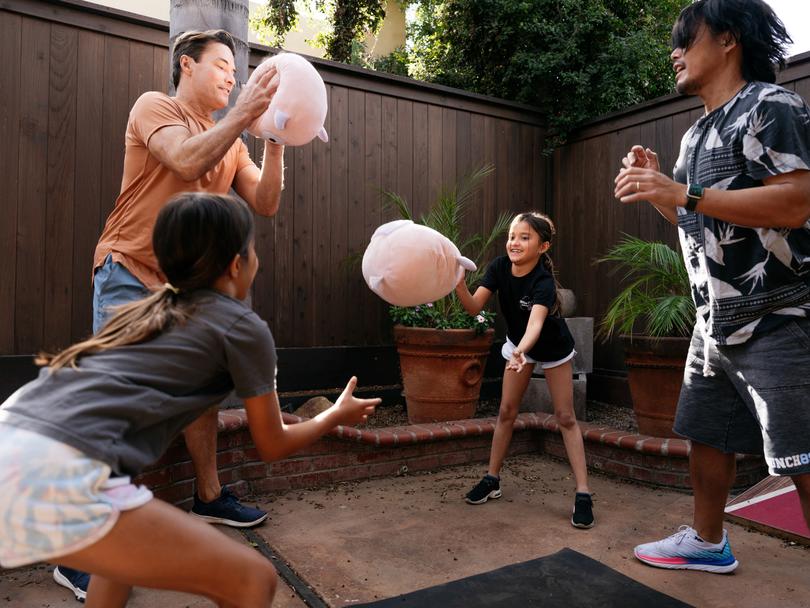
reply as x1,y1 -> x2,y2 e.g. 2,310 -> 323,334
393,326 -> 495,424
621,335 -> 690,438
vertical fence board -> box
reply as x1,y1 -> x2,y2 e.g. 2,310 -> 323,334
395,98 -> 413,208
71,30 -> 105,342
312,95 -> 333,346
363,93 -> 383,343
16,17 -> 50,353
0,12 -> 22,352
328,85 -> 349,345
44,24 -> 78,350
411,102 -> 429,219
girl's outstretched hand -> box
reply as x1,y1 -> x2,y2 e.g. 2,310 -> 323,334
334,376 -> 380,426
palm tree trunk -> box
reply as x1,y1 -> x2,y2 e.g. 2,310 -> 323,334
169,0 -> 249,120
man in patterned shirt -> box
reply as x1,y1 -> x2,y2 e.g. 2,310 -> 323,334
614,0 -> 810,573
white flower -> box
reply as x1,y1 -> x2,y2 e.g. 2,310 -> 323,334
476,314 -> 486,323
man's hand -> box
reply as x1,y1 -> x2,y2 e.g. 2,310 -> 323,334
614,144 -> 683,224
623,145 -> 660,172
232,66 -> 279,126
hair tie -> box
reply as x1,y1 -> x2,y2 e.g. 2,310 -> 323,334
164,283 -> 180,295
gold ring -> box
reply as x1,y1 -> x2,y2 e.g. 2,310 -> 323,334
636,181 -> 640,192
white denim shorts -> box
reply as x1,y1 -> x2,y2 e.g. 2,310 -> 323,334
502,338 -> 576,370
0,423 -> 153,568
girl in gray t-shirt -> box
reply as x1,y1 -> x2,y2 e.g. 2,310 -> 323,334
0,192 -> 379,606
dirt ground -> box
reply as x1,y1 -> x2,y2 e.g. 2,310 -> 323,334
2,455 -> 807,607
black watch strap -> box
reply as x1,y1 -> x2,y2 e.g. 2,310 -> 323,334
685,183 -> 704,212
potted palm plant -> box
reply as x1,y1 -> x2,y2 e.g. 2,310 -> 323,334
382,165 -> 511,423
596,235 -> 695,437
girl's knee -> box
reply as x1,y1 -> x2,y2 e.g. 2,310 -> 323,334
497,404 -> 519,425
221,553 -> 277,605
555,410 -> 577,429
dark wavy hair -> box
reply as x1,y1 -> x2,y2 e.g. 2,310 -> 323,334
171,29 -> 236,89
513,211 -> 562,315
39,193 -> 254,370
671,0 -> 792,84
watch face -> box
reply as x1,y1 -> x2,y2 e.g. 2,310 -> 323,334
688,183 -> 703,198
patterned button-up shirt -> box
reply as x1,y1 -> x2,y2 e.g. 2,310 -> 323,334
674,81 -> 810,345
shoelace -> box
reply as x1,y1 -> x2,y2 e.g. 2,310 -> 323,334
668,525 -> 693,545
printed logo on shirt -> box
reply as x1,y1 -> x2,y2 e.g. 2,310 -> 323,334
519,297 -> 532,311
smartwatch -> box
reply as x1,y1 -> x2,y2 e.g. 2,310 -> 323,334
685,183 -> 704,212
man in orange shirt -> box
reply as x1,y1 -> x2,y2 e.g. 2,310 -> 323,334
54,30 -> 283,601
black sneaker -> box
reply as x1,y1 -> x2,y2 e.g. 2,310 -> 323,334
53,566 -> 89,602
465,474 -> 502,505
190,486 -> 268,527
571,492 -> 595,529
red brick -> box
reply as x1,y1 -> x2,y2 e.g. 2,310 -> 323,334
152,480 -> 194,506
650,471 -> 689,488
134,468 -> 170,488
168,461 -> 196,483
268,458 -> 315,476
216,449 -> 245,468
402,455 -> 442,472
598,460 -> 633,478
241,462 -> 271,480
438,451 -> 476,467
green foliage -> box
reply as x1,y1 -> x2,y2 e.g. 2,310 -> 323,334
406,0 -> 690,147
595,235 -> 695,340
252,0 -> 386,62
383,164 -> 511,331
251,0 -> 299,48
390,302 -> 496,333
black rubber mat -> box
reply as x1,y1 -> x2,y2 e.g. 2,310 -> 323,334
353,548 -> 694,608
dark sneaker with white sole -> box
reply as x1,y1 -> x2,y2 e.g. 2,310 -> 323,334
190,486 -> 268,527
465,474 -> 502,504
571,492 -> 595,528
53,566 -> 89,602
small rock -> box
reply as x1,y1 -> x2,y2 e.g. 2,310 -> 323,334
293,396 -> 334,418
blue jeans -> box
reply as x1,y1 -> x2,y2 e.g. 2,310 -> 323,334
92,254 -> 148,333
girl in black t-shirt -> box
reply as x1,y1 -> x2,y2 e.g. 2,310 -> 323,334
455,212 -> 594,528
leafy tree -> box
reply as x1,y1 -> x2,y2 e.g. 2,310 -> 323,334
251,0 -> 387,62
407,0 -> 690,147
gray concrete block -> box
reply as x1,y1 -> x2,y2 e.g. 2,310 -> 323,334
520,374 -> 587,420
519,317 -> 592,420
565,317 -> 593,374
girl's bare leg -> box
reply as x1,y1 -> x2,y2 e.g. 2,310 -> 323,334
487,364 -> 535,477
56,499 -> 277,608
544,361 -> 590,493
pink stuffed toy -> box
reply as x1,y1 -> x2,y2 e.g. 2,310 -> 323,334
246,53 -> 328,146
362,220 -> 477,307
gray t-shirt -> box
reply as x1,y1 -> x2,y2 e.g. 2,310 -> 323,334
0,290 -> 276,476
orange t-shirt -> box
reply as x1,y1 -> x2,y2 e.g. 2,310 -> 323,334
93,91 -> 254,288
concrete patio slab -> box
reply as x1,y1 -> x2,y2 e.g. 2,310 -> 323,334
0,527 -> 307,608
1,454 -> 807,607
254,455 -> 809,608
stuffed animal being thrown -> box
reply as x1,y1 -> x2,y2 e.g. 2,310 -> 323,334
246,53 -> 328,146
362,220 -> 476,307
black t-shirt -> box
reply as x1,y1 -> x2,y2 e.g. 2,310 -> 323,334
480,256 -> 575,362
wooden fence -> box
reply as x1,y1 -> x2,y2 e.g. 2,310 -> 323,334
551,51 -> 810,398
0,0 -> 547,355
5,0 -> 810,400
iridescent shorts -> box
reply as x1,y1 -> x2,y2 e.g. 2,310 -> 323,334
0,424 -> 153,568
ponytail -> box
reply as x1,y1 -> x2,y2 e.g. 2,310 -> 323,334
515,211 -> 562,316
37,285 -> 193,370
